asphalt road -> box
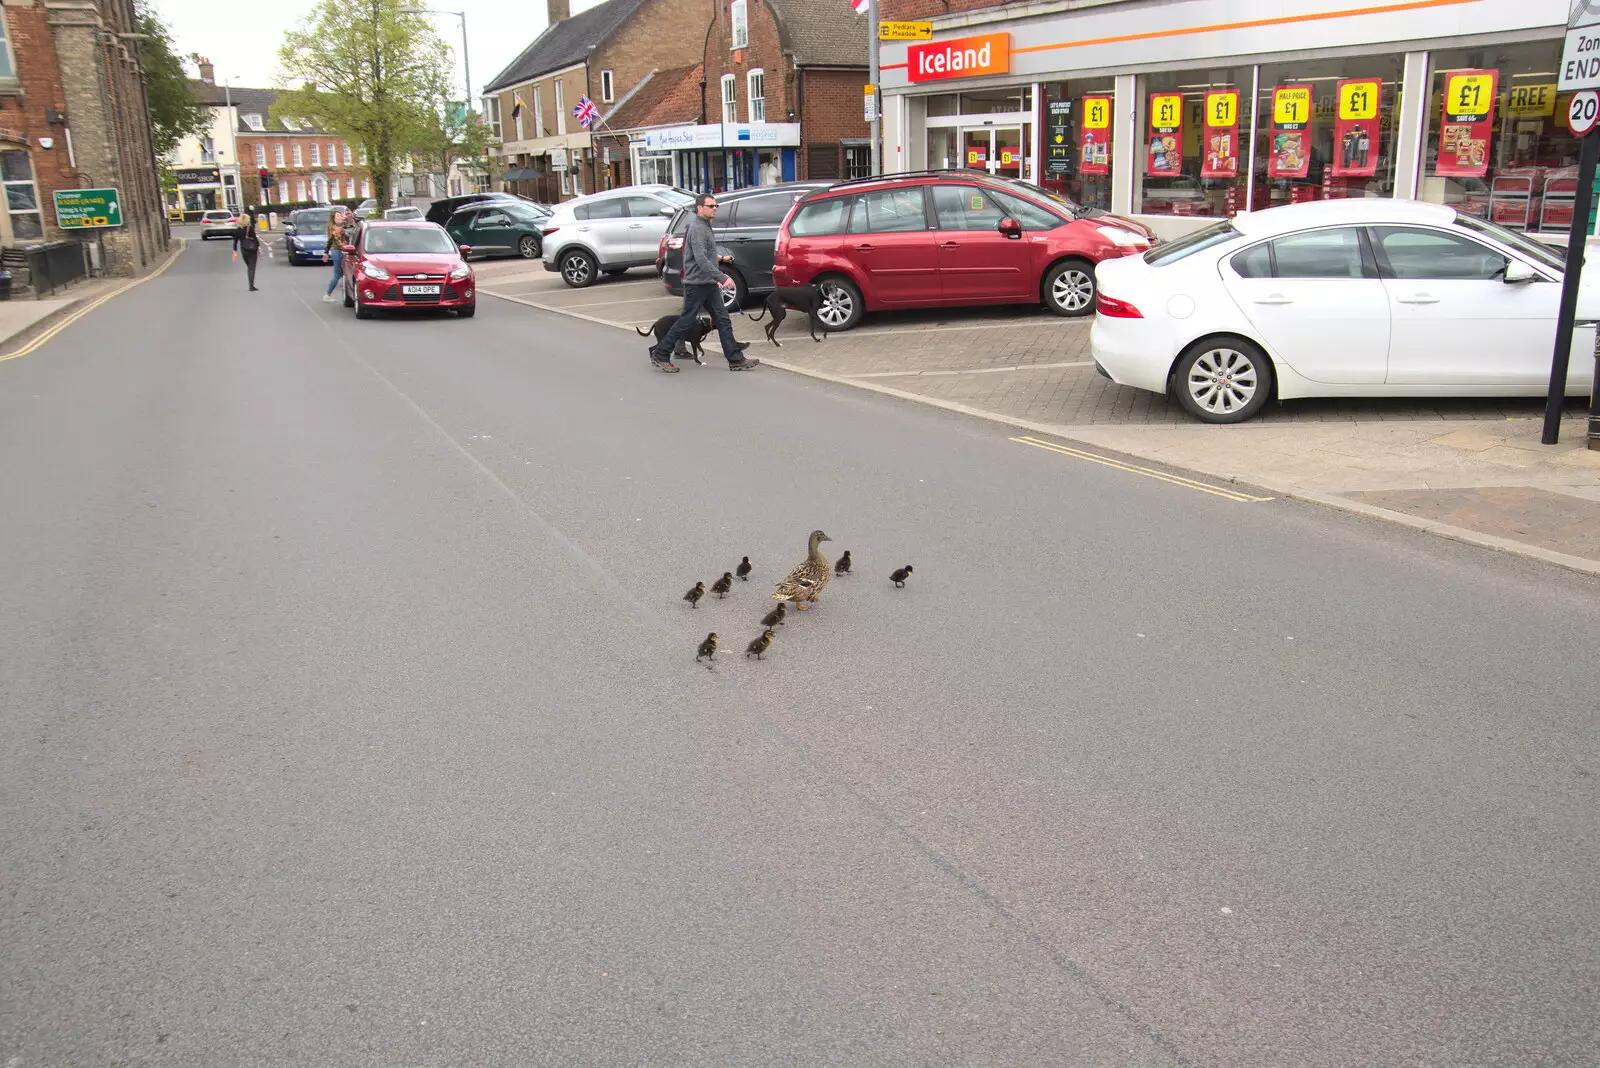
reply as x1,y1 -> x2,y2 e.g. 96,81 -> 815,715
2,235 -> 1598,1067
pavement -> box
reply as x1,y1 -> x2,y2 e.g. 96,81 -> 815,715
473,257 -> 1600,573
2,232 -> 1597,1067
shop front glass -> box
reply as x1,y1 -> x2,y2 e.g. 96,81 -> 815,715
1038,80 -> 1115,211
1423,41 -> 1580,234
1135,66 -> 1255,217
924,88 -> 1035,184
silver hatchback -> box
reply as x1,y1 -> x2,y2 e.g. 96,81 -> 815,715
541,185 -> 695,287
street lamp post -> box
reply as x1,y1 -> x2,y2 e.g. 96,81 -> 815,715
399,6 -> 472,195
222,75 -> 242,211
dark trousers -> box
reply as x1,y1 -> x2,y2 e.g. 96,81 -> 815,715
241,249 -> 258,289
657,282 -> 739,362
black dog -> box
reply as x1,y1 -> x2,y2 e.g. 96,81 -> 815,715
747,284 -> 828,346
636,314 -> 712,364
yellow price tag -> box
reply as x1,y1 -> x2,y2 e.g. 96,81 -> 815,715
1445,72 -> 1494,118
1150,94 -> 1182,129
1273,86 -> 1311,125
1082,96 -> 1110,130
1338,80 -> 1379,121
1205,91 -> 1237,127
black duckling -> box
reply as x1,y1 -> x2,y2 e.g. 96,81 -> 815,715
696,632 -> 718,662
760,603 -> 787,628
834,550 -> 852,575
736,556 -> 753,581
684,581 -> 706,608
711,572 -> 734,598
745,629 -> 775,660
890,565 -> 913,588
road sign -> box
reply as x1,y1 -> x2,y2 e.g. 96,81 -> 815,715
1571,89 -> 1600,134
864,84 -> 878,122
879,20 -> 932,41
52,188 -> 122,229
1560,1 -> 1600,89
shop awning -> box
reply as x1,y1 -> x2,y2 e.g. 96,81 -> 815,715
501,167 -> 547,181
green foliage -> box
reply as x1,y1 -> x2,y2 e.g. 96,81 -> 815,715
135,1 -> 210,159
275,0 -> 452,203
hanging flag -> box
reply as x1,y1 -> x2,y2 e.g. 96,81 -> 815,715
851,0 -> 868,12
574,95 -> 600,128
510,94 -> 525,119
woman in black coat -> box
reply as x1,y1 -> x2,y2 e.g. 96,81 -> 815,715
230,208 -> 266,291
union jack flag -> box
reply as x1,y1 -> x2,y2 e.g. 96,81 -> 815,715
574,95 -> 600,128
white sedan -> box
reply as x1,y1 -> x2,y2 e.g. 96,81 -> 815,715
1090,199 -> 1596,423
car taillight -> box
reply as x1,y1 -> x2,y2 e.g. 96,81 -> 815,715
540,226 -> 559,235
1095,293 -> 1142,318
666,236 -> 684,250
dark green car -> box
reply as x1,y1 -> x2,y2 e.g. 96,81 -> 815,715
444,201 -> 551,260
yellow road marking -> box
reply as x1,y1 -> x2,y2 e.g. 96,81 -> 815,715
0,239 -> 186,363
1010,435 -> 1274,503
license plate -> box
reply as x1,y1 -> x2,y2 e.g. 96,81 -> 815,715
402,284 -> 441,295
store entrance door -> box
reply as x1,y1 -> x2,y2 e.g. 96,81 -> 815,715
958,126 -> 1031,180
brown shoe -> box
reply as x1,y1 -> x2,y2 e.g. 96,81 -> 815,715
728,357 -> 760,371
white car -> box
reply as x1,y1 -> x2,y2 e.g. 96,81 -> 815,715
198,209 -> 240,240
1091,199 -> 1596,423
383,206 -> 424,220
540,184 -> 696,288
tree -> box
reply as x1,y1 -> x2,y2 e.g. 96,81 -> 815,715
275,0 -> 451,204
414,88 -> 499,195
134,1 -> 210,159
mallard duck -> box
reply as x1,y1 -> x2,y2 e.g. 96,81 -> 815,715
711,572 -> 734,598
745,629 -> 775,660
890,565 -> 913,588
834,550 -> 852,576
771,529 -> 832,610
760,603 -> 786,628
696,632 -> 718,662
684,581 -> 706,608
736,556 -> 752,581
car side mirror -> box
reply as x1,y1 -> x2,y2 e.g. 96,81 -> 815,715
998,217 -> 1023,239
457,244 -> 473,257
660,206 -> 675,216
341,244 -> 356,255
1502,259 -> 1538,284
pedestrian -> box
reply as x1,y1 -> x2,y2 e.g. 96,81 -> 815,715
649,193 -> 758,373
322,206 -> 350,303
230,207 -> 267,291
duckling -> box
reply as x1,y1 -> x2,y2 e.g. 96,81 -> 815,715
890,565 -> 914,588
834,550 -> 852,576
760,603 -> 787,628
711,572 -> 734,599
745,629 -> 776,660
683,581 -> 706,608
736,556 -> 753,581
772,529 -> 832,610
696,632 -> 718,662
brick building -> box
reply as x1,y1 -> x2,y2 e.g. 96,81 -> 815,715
0,0 -> 167,278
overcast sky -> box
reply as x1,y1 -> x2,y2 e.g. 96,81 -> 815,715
150,0 -> 607,102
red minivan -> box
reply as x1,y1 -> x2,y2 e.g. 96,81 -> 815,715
771,171 -> 1155,330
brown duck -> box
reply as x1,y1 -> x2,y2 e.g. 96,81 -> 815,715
771,529 -> 832,610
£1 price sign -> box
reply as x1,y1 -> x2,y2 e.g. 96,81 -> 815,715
1437,68 -> 1498,177
1079,95 -> 1111,176
1330,78 -> 1381,177
1201,89 -> 1240,178
1268,85 -> 1313,178
1147,93 -> 1183,176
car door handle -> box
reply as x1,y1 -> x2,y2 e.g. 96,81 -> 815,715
1396,293 -> 1439,304
1253,294 -> 1294,305
853,243 -> 875,251
627,223 -> 644,229
941,241 -> 960,249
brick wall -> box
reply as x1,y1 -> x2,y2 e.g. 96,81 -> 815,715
799,69 -> 869,180
703,0 -> 791,125
0,0 -> 77,243
878,0 -> 1014,18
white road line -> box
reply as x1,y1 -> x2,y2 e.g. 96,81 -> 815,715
552,294 -> 680,309
847,360 -> 1095,379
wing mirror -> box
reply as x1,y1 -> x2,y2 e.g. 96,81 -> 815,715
998,217 -> 1023,239
457,244 -> 473,257
1502,259 -> 1538,284
341,244 -> 356,255
659,206 -> 676,216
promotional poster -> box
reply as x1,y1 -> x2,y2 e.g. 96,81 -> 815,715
1201,89 -> 1240,179
1436,68 -> 1498,178
1080,95 -> 1111,176
1147,92 -> 1184,175
1268,84 -> 1313,179
1331,78 -> 1381,178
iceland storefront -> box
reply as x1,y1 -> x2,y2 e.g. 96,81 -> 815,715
640,123 -> 800,194
880,0 -> 1581,238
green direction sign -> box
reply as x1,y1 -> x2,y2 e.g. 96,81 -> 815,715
53,188 -> 123,229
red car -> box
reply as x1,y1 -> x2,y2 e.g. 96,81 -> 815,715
771,170 -> 1155,330
340,220 -> 476,319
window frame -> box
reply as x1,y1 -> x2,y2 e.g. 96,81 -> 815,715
310,143 -> 321,166
243,113 -> 265,132
254,143 -> 266,167
601,69 -> 615,104
292,143 -> 303,167
533,86 -> 544,138
747,69 -> 765,123
731,0 -> 749,49
1366,224 -> 1511,282
1226,226 -> 1378,280
554,81 -> 566,135
721,75 -> 737,124
1,149 -> 43,239
273,143 -> 285,168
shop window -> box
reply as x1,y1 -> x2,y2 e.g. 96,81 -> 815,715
2,151 -> 42,238
926,94 -> 958,118
1136,67 -> 1255,218
1253,54 -> 1403,213
1423,42 -> 1579,234
1039,81 -> 1115,211
957,87 -> 1032,115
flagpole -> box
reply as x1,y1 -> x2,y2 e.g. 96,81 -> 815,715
868,0 -> 880,176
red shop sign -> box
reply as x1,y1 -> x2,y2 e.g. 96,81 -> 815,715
1201,89 -> 1240,179
1330,78 -> 1381,178
1147,92 -> 1183,176
1437,68 -> 1498,178
1268,85 -> 1313,179
1079,94 -> 1111,176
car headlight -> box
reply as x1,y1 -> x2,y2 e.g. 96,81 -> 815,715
449,264 -> 471,281
360,262 -> 392,281
1096,225 -> 1150,248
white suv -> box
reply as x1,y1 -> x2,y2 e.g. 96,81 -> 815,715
541,185 -> 695,287
199,209 -> 239,239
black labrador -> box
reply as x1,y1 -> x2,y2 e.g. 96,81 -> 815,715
636,314 -> 713,364
748,284 -> 828,346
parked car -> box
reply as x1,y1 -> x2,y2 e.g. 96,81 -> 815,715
1089,199 -> 1596,424
282,206 -> 331,264
198,209 -> 239,239
424,191 -> 537,227
384,205 -> 425,220
771,170 -> 1155,330
444,200 -> 552,259
339,220 -> 476,319
354,198 -> 380,219
541,184 -> 697,288
657,182 -> 832,310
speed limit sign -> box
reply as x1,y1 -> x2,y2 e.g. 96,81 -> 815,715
1569,89 -> 1600,135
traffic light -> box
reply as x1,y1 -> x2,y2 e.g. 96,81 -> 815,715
258,167 -> 271,186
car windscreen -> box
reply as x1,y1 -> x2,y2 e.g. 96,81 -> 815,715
364,227 -> 456,254
1456,213 -> 1565,272
294,210 -> 331,230
660,189 -> 696,206
1142,220 -> 1237,265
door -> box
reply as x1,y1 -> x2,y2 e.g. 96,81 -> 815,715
468,207 -> 516,256
844,186 -> 940,305
962,129 -> 992,172
1369,225 -> 1557,386
624,195 -> 675,261
1219,227 -> 1391,384
993,127 -> 1025,179
929,184 -> 1033,301
722,190 -> 803,289
575,197 -> 631,264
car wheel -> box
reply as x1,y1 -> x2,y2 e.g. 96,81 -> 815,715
560,249 -> 597,288
1171,337 -> 1273,424
815,275 -> 863,331
1044,259 -> 1096,317
354,288 -> 373,320
342,279 -> 354,308
457,303 -> 476,318
517,234 -> 540,259
721,269 -> 747,312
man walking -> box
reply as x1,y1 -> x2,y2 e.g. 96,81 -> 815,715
650,194 -> 758,373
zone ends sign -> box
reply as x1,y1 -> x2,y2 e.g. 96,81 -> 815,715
907,33 -> 1010,83
1561,2 -> 1600,90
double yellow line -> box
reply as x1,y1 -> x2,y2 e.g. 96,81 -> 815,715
0,239 -> 185,364
1010,435 -> 1274,503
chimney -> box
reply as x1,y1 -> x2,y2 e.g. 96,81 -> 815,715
197,56 -> 215,85
547,0 -> 570,23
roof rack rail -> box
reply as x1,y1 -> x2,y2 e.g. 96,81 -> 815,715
818,168 -> 996,191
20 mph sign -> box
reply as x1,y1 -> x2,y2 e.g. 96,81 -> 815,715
1571,90 -> 1600,135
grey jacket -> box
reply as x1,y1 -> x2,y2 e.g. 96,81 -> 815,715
681,212 -> 726,286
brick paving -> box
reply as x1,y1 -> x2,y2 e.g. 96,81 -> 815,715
1345,487 -> 1600,561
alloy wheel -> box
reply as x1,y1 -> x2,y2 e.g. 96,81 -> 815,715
518,235 -> 538,258
1051,268 -> 1094,313
562,253 -> 593,286
1185,346 -> 1259,416
817,283 -> 853,328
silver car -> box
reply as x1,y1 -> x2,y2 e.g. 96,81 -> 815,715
541,184 -> 695,288
198,209 -> 239,240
